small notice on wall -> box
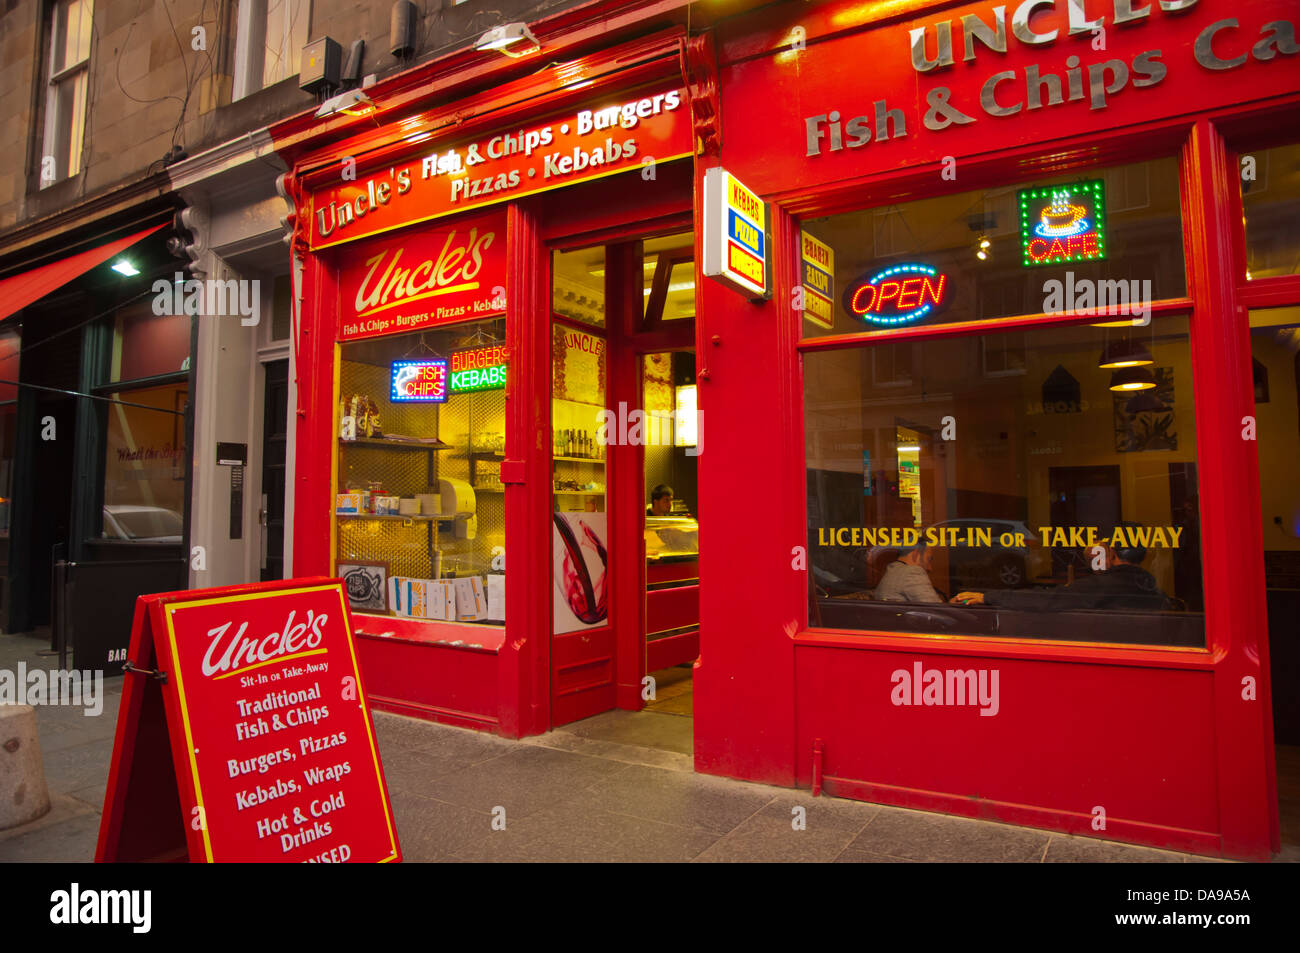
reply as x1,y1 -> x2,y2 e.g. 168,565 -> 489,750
800,231 -> 835,329
703,167 -> 770,301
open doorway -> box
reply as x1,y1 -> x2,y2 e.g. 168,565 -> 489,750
547,228 -> 699,754
1248,306 -> 1300,856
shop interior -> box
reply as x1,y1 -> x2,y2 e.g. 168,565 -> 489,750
335,317 -> 507,626
802,157 -> 1205,647
549,230 -> 699,747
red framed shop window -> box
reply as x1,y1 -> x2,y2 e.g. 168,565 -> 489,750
796,154 -> 1211,649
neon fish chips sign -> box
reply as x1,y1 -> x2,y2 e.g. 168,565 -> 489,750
844,263 -> 950,327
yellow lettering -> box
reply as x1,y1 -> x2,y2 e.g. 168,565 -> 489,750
1168,526 -> 1183,548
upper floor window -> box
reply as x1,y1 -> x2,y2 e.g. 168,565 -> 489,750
232,0 -> 311,101
40,0 -> 93,188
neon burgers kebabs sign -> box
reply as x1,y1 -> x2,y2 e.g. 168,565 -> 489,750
842,263 -> 952,327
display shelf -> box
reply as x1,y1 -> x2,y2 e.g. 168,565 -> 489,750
341,437 -> 451,451
554,490 -> 604,496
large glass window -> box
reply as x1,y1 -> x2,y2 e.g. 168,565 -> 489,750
101,383 -> 188,543
551,247 -> 608,633
1242,142 -> 1300,280
335,318 -> 506,626
803,159 -> 1204,648
806,319 -> 1205,647
800,157 -> 1185,338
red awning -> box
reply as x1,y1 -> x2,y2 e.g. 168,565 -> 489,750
0,222 -> 167,324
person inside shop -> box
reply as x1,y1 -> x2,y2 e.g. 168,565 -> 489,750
647,484 -> 674,516
951,522 -> 1170,611
873,539 -> 944,604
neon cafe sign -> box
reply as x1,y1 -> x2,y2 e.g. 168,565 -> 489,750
391,359 -> 449,402
843,263 -> 950,327
449,344 -> 508,393
1019,180 -> 1107,267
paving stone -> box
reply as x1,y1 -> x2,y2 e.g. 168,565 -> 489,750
523,731 -> 694,772
693,805 -> 865,862
415,745 -> 627,820
389,791 -> 491,861
0,793 -> 92,847
848,807 -> 1050,863
378,746 -> 486,798
834,848 -> 919,863
450,801 -> 720,863
584,763 -> 774,834
1043,834 -> 1187,863
38,739 -> 114,796
0,810 -> 102,863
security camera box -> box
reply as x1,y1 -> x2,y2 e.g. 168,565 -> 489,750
300,36 -> 341,94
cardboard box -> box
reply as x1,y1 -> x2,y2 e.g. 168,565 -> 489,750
374,495 -> 400,516
455,576 -> 488,621
388,577 -> 430,617
427,580 -> 457,621
335,493 -> 362,514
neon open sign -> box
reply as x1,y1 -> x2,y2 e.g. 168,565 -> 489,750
1019,180 -> 1107,267
844,263 -> 949,326
391,359 -> 449,402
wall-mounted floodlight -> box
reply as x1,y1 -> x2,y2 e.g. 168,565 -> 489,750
475,22 -> 540,58
315,88 -> 375,119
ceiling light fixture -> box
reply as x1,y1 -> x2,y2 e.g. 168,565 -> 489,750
1098,338 -> 1154,369
1109,366 -> 1158,392
475,22 -> 540,58
110,260 -> 140,276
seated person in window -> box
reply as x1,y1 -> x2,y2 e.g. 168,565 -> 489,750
952,523 -> 1169,611
647,484 -> 674,516
874,540 -> 943,604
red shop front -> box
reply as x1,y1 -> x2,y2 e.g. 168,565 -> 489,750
273,0 -> 1299,859
695,0 -> 1299,860
273,9 -> 716,741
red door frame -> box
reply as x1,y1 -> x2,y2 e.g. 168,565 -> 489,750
543,211 -> 697,725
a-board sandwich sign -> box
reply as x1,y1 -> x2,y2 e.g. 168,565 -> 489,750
95,578 -> 401,863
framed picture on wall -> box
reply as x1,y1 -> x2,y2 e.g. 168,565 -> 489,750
337,560 -> 389,613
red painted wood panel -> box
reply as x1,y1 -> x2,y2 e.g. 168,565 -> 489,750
647,585 -> 698,634
794,644 -> 1219,849
647,631 -> 699,672
354,636 -> 499,730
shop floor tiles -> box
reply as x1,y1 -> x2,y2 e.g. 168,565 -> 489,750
556,707 -> 693,756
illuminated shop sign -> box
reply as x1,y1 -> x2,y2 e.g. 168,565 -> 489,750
800,231 -> 835,329
449,344 -> 509,393
391,359 -> 449,402
1019,180 -> 1107,267
843,263 -> 949,327
703,167 -> 770,301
